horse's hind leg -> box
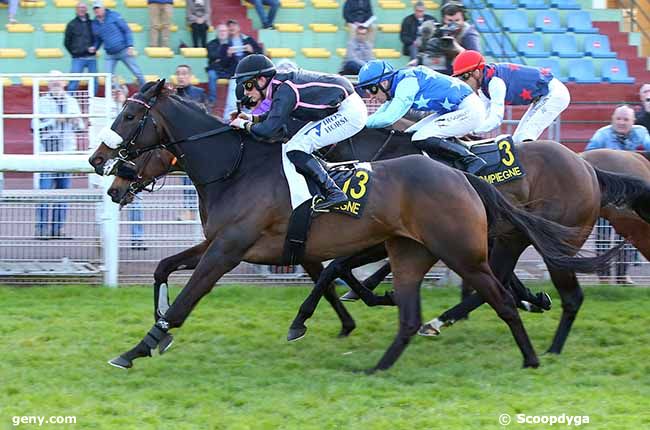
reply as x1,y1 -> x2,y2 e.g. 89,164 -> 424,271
370,238 -> 435,373
301,261 -> 356,339
546,269 -> 583,354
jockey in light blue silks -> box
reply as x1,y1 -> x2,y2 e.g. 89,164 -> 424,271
358,60 -> 487,174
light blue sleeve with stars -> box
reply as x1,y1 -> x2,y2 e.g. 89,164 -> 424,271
366,77 -> 419,128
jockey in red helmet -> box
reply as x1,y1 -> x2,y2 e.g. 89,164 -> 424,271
453,50 -> 570,142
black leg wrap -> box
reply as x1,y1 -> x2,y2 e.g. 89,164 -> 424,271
143,324 -> 168,349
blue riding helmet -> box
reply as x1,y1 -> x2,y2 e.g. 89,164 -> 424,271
357,60 -> 397,87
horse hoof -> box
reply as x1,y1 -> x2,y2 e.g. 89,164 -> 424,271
287,327 -> 307,342
539,292 -> 552,311
523,360 -> 540,369
545,349 -> 561,355
417,324 -> 440,337
338,325 -> 356,338
158,333 -> 174,355
107,355 -> 132,370
340,290 -> 359,302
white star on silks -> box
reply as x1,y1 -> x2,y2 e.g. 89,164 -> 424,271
414,94 -> 431,109
441,97 -> 455,111
449,78 -> 463,90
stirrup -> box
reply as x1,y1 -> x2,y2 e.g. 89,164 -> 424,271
311,195 -> 330,213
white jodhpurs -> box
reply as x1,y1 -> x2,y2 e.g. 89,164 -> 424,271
285,92 -> 368,153
513,78 -> 571,143
406,92 -> 486,142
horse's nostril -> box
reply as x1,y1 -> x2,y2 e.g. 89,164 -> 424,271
91,156 -> 104,166
108,188 -> 119,198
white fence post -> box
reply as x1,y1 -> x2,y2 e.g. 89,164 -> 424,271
101,175 -> 120,287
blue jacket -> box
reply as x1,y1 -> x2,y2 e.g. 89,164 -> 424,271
367,66 -> 472,128
176,85 -> 207,107
585,125 -> 650,151
92,9 -> 133,55
481,63 -> 552,106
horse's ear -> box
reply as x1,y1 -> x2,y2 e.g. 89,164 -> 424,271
154,79 -> 166,96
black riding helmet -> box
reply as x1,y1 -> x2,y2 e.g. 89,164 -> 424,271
233,54 -> 277,93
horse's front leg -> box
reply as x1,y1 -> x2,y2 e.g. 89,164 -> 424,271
108,232 -> 254,369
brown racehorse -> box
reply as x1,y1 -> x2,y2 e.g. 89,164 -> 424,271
88,81 -> 614,372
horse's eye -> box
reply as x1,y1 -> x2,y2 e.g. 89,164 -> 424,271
125,114 -> 135,121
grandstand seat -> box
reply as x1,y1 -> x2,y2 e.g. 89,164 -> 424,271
278,1 -> 306,8
143,74 -> 161,82
173,0 -> 186,6
535,11 -> 565,33
336,48 -> 347,57
584,35 -> 616,58
551,0 -> 580,9
373,48 -> 401,58
312,0 -> 339,8
516,34 -> 549,57
487,0 -> 516,8
483,33 -> 517,58
518,0 -> 548,9
144,47 -> 173,58
1,77 -> 12,86
471,11 -> 499,33
379,1 -> 406,9
54,0 -> 79,6
534,58 -> 565,81
601,59 -> 635,83
0,48 -> 27,58
378,24 -> 400,33
502,10 -> 532,33
309,23 -> 338,32
20,77 -> 48,86
301,48 -> 331,58
42,23 -> 66,33
19,1 -> 45,7
6,23 -> 34,32
551,34 -> 582,58
35,48 -> 64,58
566,11 -> 598,33
462,0 -> 483,7
266,48 -> 296,58
180,47 -> 207,57
567,59 -> 601,83
170,75 -> 200,86
273,23 -> 304,32
128,23 -> 143,32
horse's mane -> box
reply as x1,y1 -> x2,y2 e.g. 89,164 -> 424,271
139,82 -> 222,121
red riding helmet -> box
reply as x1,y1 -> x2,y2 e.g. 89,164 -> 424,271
452,50 -> 486,77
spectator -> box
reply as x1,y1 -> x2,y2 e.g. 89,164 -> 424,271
247,0 -> 279,29
586,105 -> 650,285
636,83 -> 650,133
341,25 -> 374,75
400,1 -> 435,59
32,71 -> 85,239
186,0 -> 211,48
343,0 -> 376,41
175,64 -> 207,106
7,0 -> 18,23
64,2 -> 98,93
206,23 -> 229,107
218,19 -> 263,120
148,0 -> 173,48
440,1 -> 480,51
92,0 -> 145,88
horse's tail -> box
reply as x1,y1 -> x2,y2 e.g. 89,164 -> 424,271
594,167 -> 650,223
463,173 -> 621,273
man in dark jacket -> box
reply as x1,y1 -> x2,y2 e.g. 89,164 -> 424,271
92,0 -> 145,87
400,1 -> 435,58
64,2 -> 97,92
217,19 -> 263,119
343,0 -> 375,39
175,64 -> 207,107
206,23 -> 229,105
637,83 -> 650,133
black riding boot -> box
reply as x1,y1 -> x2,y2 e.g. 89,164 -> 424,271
287,151 -> 349,211
415,137 -> 486,175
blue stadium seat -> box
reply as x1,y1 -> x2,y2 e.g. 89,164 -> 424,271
567,59 -> 601,83
551,0 -> 580,9
516,34 -> 549,57
487,0 -> 517,9
471,10 -> 500,33
584,35 -> 616,58
535,11 -> 565,33
601,59 -> 635,83
502,10 -> 533,33
535,58 -> 566,81
551,34 -> 582,58
519,0 -> 548,9
566,11 -> 598,34
483,33 -> 518,58
463,0 -> 484,8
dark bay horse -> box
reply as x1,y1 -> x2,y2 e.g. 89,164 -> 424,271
302,130 -> 650,354
88,81 -> 614,372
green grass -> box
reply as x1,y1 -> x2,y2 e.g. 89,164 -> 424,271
1,284 -> 650,429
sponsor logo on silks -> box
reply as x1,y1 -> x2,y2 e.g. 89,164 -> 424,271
330,168 -> 372,218
305,122 -> 322,137
478,136 -> 525,185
